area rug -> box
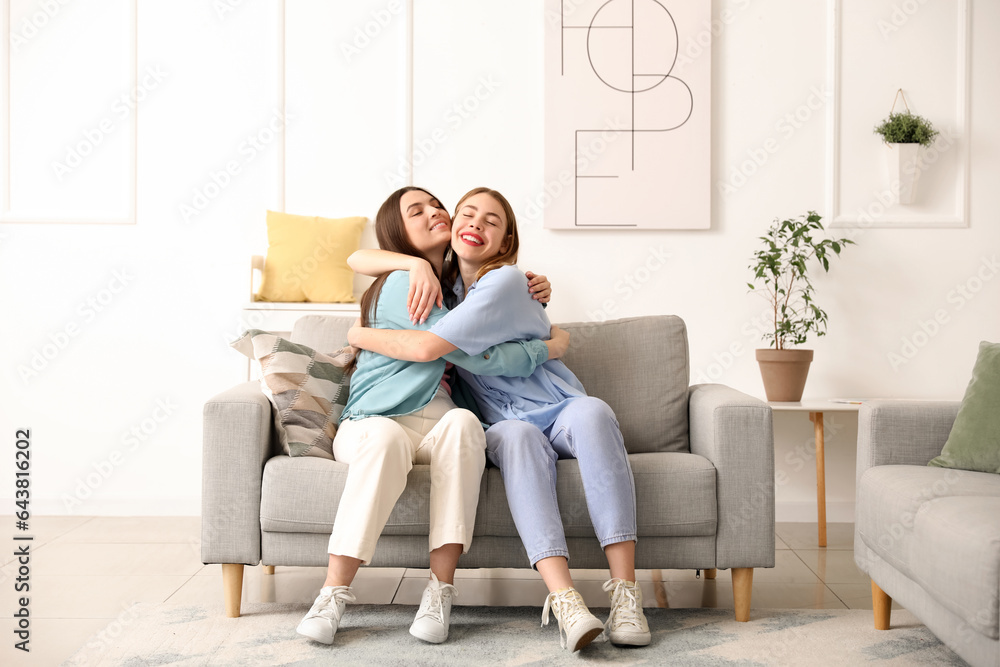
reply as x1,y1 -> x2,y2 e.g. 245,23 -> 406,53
64,603 -> 966,666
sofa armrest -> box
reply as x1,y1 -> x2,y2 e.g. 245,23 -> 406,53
688,384 -> 775,569
855,400 -> 960,484
201,381 -> 275,565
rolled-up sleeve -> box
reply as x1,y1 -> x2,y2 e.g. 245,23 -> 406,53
443,339 -> 548,377
430,266 -> 550,355
368,269 -> 545,377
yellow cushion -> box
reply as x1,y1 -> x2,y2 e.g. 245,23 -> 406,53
256,210 -> 367,303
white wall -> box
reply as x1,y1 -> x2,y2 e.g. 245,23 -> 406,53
1,0 -> 997,519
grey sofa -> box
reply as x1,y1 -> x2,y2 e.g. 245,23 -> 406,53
202,314 -> 775,619
854,400 -> 1000,667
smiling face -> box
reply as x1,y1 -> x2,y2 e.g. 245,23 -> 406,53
400,189 -> 452,257
451,191 -> 511,270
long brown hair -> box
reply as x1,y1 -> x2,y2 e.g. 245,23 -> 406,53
445,187 -> 520,286
347,186 -> 446,373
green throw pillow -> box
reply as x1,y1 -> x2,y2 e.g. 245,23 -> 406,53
928,341 -> 1000,474
231,329 -> 353,460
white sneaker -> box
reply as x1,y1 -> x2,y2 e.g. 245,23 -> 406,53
409,572 -> 458,643
296,585 -> 356,645
602,578 -> 651,646
541,587 -> 605,651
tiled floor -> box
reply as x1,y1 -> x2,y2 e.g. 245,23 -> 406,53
0,517 -> 899,665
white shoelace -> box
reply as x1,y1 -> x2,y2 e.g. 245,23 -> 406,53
602,579 -> 644,633
309,586 -> 356,623
414,573 -> 457,623
541,588 -> 597,649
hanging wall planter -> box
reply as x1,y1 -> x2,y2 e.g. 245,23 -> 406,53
884,142 -> 921,204
873,89 -> 938,206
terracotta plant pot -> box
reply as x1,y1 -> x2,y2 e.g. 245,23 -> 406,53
755,349 -> 814,402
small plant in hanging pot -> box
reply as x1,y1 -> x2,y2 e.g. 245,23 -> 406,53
748,211 -> 854,402
873,89 -> 938,205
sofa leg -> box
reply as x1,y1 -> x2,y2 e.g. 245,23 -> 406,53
732,568 -> 753,622
704,568 -> 717,580
263,565 -> 275,575
223,564 -> 244,618
651,569 -> 669,608
871,580 -> 891,630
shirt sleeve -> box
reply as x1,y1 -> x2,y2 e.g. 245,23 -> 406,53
377,270 -> 547,376
442,339 -> 548,377
429,265 -> 552,355
372,271 -> 426,330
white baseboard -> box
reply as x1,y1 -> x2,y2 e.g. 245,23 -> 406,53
775,500 -> 855,524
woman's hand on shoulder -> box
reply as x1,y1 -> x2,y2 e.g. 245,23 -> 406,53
407,258 -> 443,324
545,324 -> 571,360
525,271 -> 552,304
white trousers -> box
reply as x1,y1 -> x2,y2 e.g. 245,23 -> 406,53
327,391 -> 487,564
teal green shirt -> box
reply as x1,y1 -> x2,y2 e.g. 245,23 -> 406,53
341,271 -> 549,422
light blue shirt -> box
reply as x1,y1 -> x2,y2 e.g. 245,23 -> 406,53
341,270 -> 550,422
430,264 -> 587,430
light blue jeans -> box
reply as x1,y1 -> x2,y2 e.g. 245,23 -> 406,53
485,396 -> 637,566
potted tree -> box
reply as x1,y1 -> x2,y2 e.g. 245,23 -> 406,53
748,211 -> 854,402
873,91 -> 938,205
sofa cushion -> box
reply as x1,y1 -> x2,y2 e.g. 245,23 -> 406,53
232,330 -> 353,459
261,452 -> 717,540
929,340 -> 1000,474
857,465 -> 1000,580
291,315 -> 355,353
256,210 -> 366,303
479,452 -> 716,539
910,496 -> 1000,639
260,455 -> 489,535
261,456 -> 350,533
559,316 -> 689,454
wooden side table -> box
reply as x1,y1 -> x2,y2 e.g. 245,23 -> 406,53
768,400 -> 863,547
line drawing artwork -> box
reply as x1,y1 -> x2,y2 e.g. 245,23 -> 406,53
544,0 -> 711,229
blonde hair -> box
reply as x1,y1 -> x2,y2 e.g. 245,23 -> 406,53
452,187 -> 520,282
